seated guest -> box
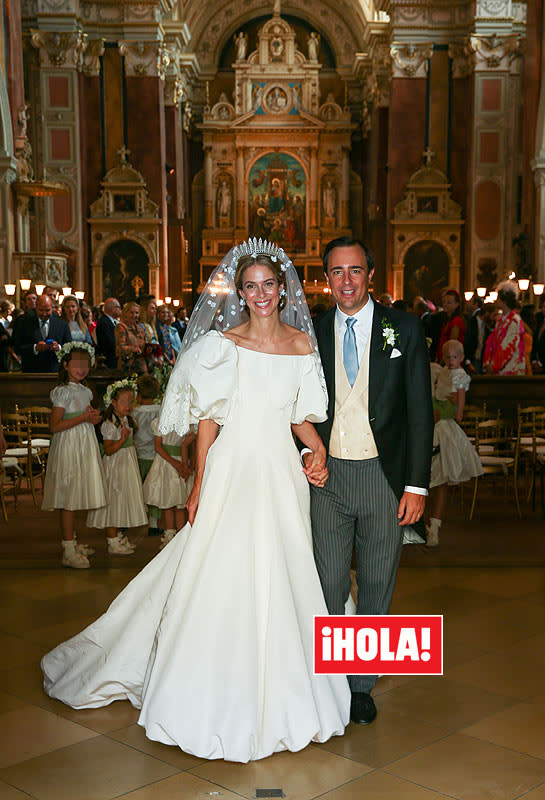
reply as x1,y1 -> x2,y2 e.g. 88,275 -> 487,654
96,297 -> 121,369
464,293 -> 489,373
15,294 -> 70,372
115,301 -> 147,373
483,281 -> 526,375
378,292 -> 393,307
436,288 -> 465,363
61,295 -> 93,344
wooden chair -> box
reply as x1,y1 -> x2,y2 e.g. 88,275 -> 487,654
17,405 -> 51,495
514,405 -> 545,503
459,404 -> 489,442
470,417 -> 521,520
2,411 -> 42,506
522,411 -> 545,518
0,456 -> 22,521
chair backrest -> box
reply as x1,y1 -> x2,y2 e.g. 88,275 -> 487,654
16,405 -> 51,437
459,404 -> 489,439
476,416 -> 509,457
1,412 -> 29,446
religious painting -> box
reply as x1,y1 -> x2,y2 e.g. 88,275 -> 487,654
248,153 -> 306,252
403,240 -> 449,307
102,240 -> 149,304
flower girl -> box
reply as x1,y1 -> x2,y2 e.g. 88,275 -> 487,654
87,379 -> 147,553
42,342 -> 105,569
143,422 -> 194,549
426,339 -> 483,546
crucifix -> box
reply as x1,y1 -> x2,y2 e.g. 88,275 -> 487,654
118,145 -> 131,165
423,146 -> 435,166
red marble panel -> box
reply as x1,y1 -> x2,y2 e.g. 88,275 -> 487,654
475,181 -> 501,241
480,131 -> 499,163
50,129 -> 71,161
52,191 -> 72,233
388,78 -> 427,208
48,76 -> 70,108
481,78 -> 501,112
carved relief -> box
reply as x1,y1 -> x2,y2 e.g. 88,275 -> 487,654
31,29 -> 87,68
470,34 -> 522,71
81,38 -> 105,77
390,42 -> 433,79
118,40 -> 170,79
448,40 -> 475,79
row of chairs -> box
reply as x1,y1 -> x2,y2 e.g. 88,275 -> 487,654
460,404 -> 545,519
0,406 -> 51,520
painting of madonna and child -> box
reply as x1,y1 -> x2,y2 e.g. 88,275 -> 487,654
248,153 -> 306,251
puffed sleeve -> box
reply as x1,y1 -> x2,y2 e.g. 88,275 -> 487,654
101,420 -> 120,440
158,331 -> 238,436
291,352 -> 328,425
452,368 -> 471,392
50,385 -> 70,409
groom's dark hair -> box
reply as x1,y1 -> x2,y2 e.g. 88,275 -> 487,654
322,236 -> 374,275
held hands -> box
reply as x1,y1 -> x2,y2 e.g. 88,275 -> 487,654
36,340 -> 60,352
176,460 -> 192,481
302,449 -> 328,488
397,491 -> 425,526
84,406 -> 101,425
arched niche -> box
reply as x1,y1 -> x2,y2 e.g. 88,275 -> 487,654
403,239 -> 450,308
101,239 -> 150,304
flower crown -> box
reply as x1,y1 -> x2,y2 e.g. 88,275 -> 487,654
103,377 -> 137,408
56,341 -> 95,367
226,237 -> 290,276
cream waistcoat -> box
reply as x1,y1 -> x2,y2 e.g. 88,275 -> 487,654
329,322 -> 379,460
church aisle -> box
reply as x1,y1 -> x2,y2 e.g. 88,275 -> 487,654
0,562 -> 544,799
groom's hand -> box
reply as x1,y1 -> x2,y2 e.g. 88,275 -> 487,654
397,491 -> 425,526
303,450 -> 328,488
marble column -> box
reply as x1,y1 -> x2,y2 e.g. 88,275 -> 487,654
204,146 -> 214,228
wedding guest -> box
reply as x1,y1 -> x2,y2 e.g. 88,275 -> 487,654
96,297 -> 121,369
80,304 -> 97,345
115,301 -> 146,373
16,294 -> 70,372
133,374 -> 163,537
426,340 -> 482,546
42,342 -> 105,568
464,293 -> 489,373
378,292 -> 393,307
156,304 -> 177,366
483,282 -> 525,375
436,288 -> 465,363
140,297 -> 160,346
87,379 -> 147,553
61,295 -> 93,344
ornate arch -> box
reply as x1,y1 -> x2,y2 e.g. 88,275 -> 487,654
91,231 -> 157,269
398,232 -> 457,268
189,0 -> 363,70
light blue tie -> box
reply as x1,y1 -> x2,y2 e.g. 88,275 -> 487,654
343,317 -> 358,387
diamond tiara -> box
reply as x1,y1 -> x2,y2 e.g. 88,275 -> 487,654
228,237 -> 290,274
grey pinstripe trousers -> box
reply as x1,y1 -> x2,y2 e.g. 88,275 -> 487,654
310,455 -> 404,693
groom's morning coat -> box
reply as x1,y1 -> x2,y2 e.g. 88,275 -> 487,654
314,302 -> 434,500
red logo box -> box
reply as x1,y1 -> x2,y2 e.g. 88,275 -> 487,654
314,615 -> 443,675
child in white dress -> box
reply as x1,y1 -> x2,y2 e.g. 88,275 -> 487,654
143,422 -> 194,549
133,374 -> 162,537
87,379 -> 147,554
426,339 -> 483,546
42,342 -> 106,569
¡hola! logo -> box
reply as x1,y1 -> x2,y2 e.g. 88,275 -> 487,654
314,615 -> 443,675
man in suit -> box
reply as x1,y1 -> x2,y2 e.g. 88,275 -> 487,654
307,237 -> 434,725
96,297 -> 121,369
464,293 -> 488,373
16,294 -> 71,372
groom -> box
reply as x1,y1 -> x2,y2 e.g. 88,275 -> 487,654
307,236 -> 434,724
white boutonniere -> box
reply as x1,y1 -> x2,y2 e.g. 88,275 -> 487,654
381,318 -> 400,351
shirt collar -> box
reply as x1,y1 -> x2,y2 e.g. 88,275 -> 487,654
335,296 -> 374,330
105,314 -> 118,325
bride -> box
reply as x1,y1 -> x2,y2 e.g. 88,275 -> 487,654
41,239 -> 351,763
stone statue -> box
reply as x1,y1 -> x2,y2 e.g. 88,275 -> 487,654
234,32 -> 248,60
322,180 -> 336,219
216,180 -> 232,220
308,32 -> 320,61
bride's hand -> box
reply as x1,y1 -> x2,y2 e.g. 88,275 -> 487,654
186,482 -> 201,525
303,449 -> 328,488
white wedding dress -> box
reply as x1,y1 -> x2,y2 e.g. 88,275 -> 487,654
41,332 -> 350,763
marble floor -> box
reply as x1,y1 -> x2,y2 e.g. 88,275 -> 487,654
0,561 -> 545,800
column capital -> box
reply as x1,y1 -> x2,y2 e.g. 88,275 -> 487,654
448,39 -> 475,78
82,38 -> 105,78
118,40 -> 170,80
30,29 -> 87,69
390,42 -> 433,78
469,33 -> 522,71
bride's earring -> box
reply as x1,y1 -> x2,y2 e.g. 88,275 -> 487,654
279,287 -> 287,297
239,295 -> 246,307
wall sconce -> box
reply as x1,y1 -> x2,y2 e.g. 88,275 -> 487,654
165,296 -> 172,304
62,287 -> 72,296
4,284 -> 16,296
489,291 -> 498,302
173,299 -> 180,307
35,284 -> 45,295
157,299 -> 164,306
75,291 -> 85,300
518,278 -> 530,292
476,287 -> 487,298
19,278 -> 31,291
464,291 -> 474,302
533,283 -> 544,296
